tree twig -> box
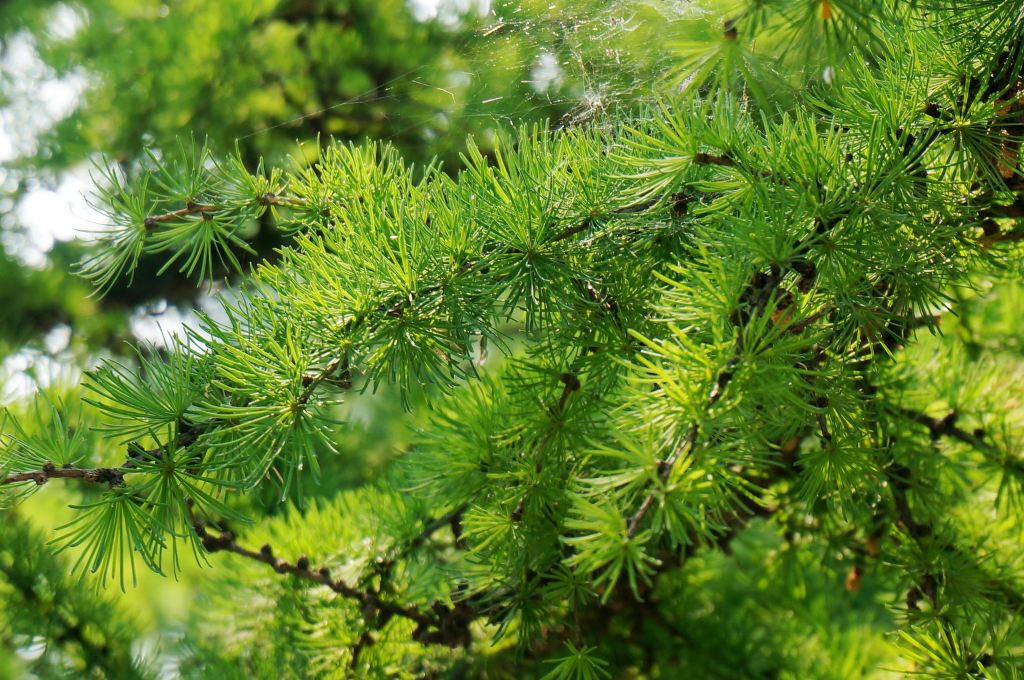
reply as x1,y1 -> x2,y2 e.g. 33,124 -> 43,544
143,203 -> 217,230
2,462 -> 124,487
189,502 -> 477,648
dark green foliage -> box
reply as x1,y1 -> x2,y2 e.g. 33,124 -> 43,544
0,514 -> 151,678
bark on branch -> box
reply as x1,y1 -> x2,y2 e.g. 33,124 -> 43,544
2,462 -> 124,487
190,504 -> 476,648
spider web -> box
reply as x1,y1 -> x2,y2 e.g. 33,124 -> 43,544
234,0 -> 705,147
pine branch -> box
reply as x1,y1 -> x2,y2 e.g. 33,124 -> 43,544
979,226 -> 1024,246
143,202 -> 217,230
2,422 -> 203,488
142,193 -> 306,231
553,472 -> 785,659
693,151 -> 737,168
15,3 -> 1024,669
189,505 -> 477,648
258,192 -> 307,208
880,419 -> 1024,616
213,200 -> 661,431
375,504 -> 468,581
1,462 -> 125,487
895,407 -> 1000,457
983,201 -> 1024,219
883,457 -> 1024,621
297,356 -> 347,406
626,257 -> 794,538
511,372 -> 581,523
892,405 -> 1024,611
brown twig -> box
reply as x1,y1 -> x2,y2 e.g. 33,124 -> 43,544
297,356 -> 346,406
2,422 -> 203,488
143,203 -> 217,230
375,504 -> 468,581
194,525 -> 431,626
895,407 -> 1001,457
141,192 -> 307,232
189,502 -> 476,648
694,151 -> 737,167
2,462 -> 124,487
258,192 -> 307,208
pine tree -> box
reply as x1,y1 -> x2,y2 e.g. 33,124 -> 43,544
4,1 -> 1024,677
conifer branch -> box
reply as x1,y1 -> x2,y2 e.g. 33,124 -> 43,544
888,403 -> 1024,610
895,407 -> 1000,456
626,421 -> 698,539
143,202 -> 217,230
979,226 -> 1024,246
1,420 -> 203,488
626,256 -> 795,538
546,218 -> 597,244
880,407 -> 1024,616
511,372 -> 580,523
696,486 -> 777,553
693,151 -> 737,168
190,504 -> 478,647
277,202 -> 657,413
297,356 -> 347,406
883,456 -> 1024,617
258,192 -> 307,208
1,462 -> 125,487
375,504 -> 468,582
10,2 -> 1024,671
141,193 -> 306,231
349,629 -> 375,671
193,524 -> 432,625
983,201 -> 1024,219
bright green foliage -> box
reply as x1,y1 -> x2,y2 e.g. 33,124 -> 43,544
3,1 -> 1024,678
